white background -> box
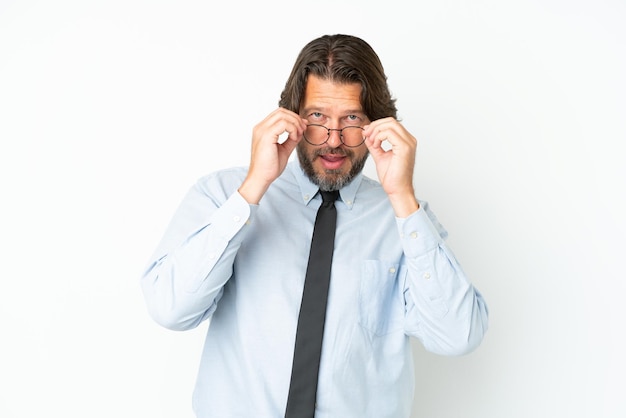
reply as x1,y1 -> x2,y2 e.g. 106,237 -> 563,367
1,0 -> 624,417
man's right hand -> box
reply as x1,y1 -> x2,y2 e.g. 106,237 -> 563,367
238,108 -> 307,204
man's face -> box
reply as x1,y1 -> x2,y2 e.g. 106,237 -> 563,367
297,75 -> 370,191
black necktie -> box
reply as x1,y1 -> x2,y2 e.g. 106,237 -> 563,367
285,190 -> 339,418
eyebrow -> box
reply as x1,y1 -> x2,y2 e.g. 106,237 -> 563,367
301,107 -> 365,116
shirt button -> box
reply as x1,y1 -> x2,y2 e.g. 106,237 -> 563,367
233,215 -> 241,222
423,272 -> 431,280
304,194 -> 310,201
410,232 -> 418,239
389,267 -> 396,274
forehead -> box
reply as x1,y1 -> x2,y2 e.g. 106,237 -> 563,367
300,74 -> 363,115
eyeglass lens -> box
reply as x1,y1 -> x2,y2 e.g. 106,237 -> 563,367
304,125 -> 365,147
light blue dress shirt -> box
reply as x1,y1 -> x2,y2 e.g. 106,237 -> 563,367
141,161 -> 488,418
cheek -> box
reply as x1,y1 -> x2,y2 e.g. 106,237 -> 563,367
297,141 -> 313,157
351,147 -> 368,162
296,142 -> 318,166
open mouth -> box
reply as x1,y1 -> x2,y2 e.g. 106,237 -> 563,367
318,153 -> 347,170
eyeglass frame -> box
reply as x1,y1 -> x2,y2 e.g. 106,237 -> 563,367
302,124 -> 366,148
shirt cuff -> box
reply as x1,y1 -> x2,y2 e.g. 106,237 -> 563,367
396,208 -> 445,259
208,191 -> 258,244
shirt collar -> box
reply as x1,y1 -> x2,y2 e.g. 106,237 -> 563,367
289,160 -> 362,210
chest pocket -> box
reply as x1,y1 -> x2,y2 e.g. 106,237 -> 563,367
358,260 -> 406,337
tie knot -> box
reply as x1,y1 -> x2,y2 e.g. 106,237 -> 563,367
319,190 -> 339,203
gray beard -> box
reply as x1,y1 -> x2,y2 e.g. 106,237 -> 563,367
296,144 -> 368,192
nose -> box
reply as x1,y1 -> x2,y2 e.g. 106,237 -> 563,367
326,128 -> 343,148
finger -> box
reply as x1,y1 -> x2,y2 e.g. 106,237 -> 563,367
281,117 -> 307,144
277,131 -> 290,144
362,117 -> 395,136
373,123 -> 416,152
366,125 -> 393,150
364,135 -> 387,160
261,110 -> 306,144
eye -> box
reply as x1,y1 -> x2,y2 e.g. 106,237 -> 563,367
345,114 -> 362,125
306,112 -> 328,125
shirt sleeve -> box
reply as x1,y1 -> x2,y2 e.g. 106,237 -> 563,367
141,182 -> 257,331
396,203 -> 489,355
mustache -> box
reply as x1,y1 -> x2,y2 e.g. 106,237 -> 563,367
312,147 -> 352,158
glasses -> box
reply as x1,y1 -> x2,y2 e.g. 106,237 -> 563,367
303,124 -> 365,148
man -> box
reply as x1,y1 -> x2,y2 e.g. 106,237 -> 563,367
141,34 -> 488,417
